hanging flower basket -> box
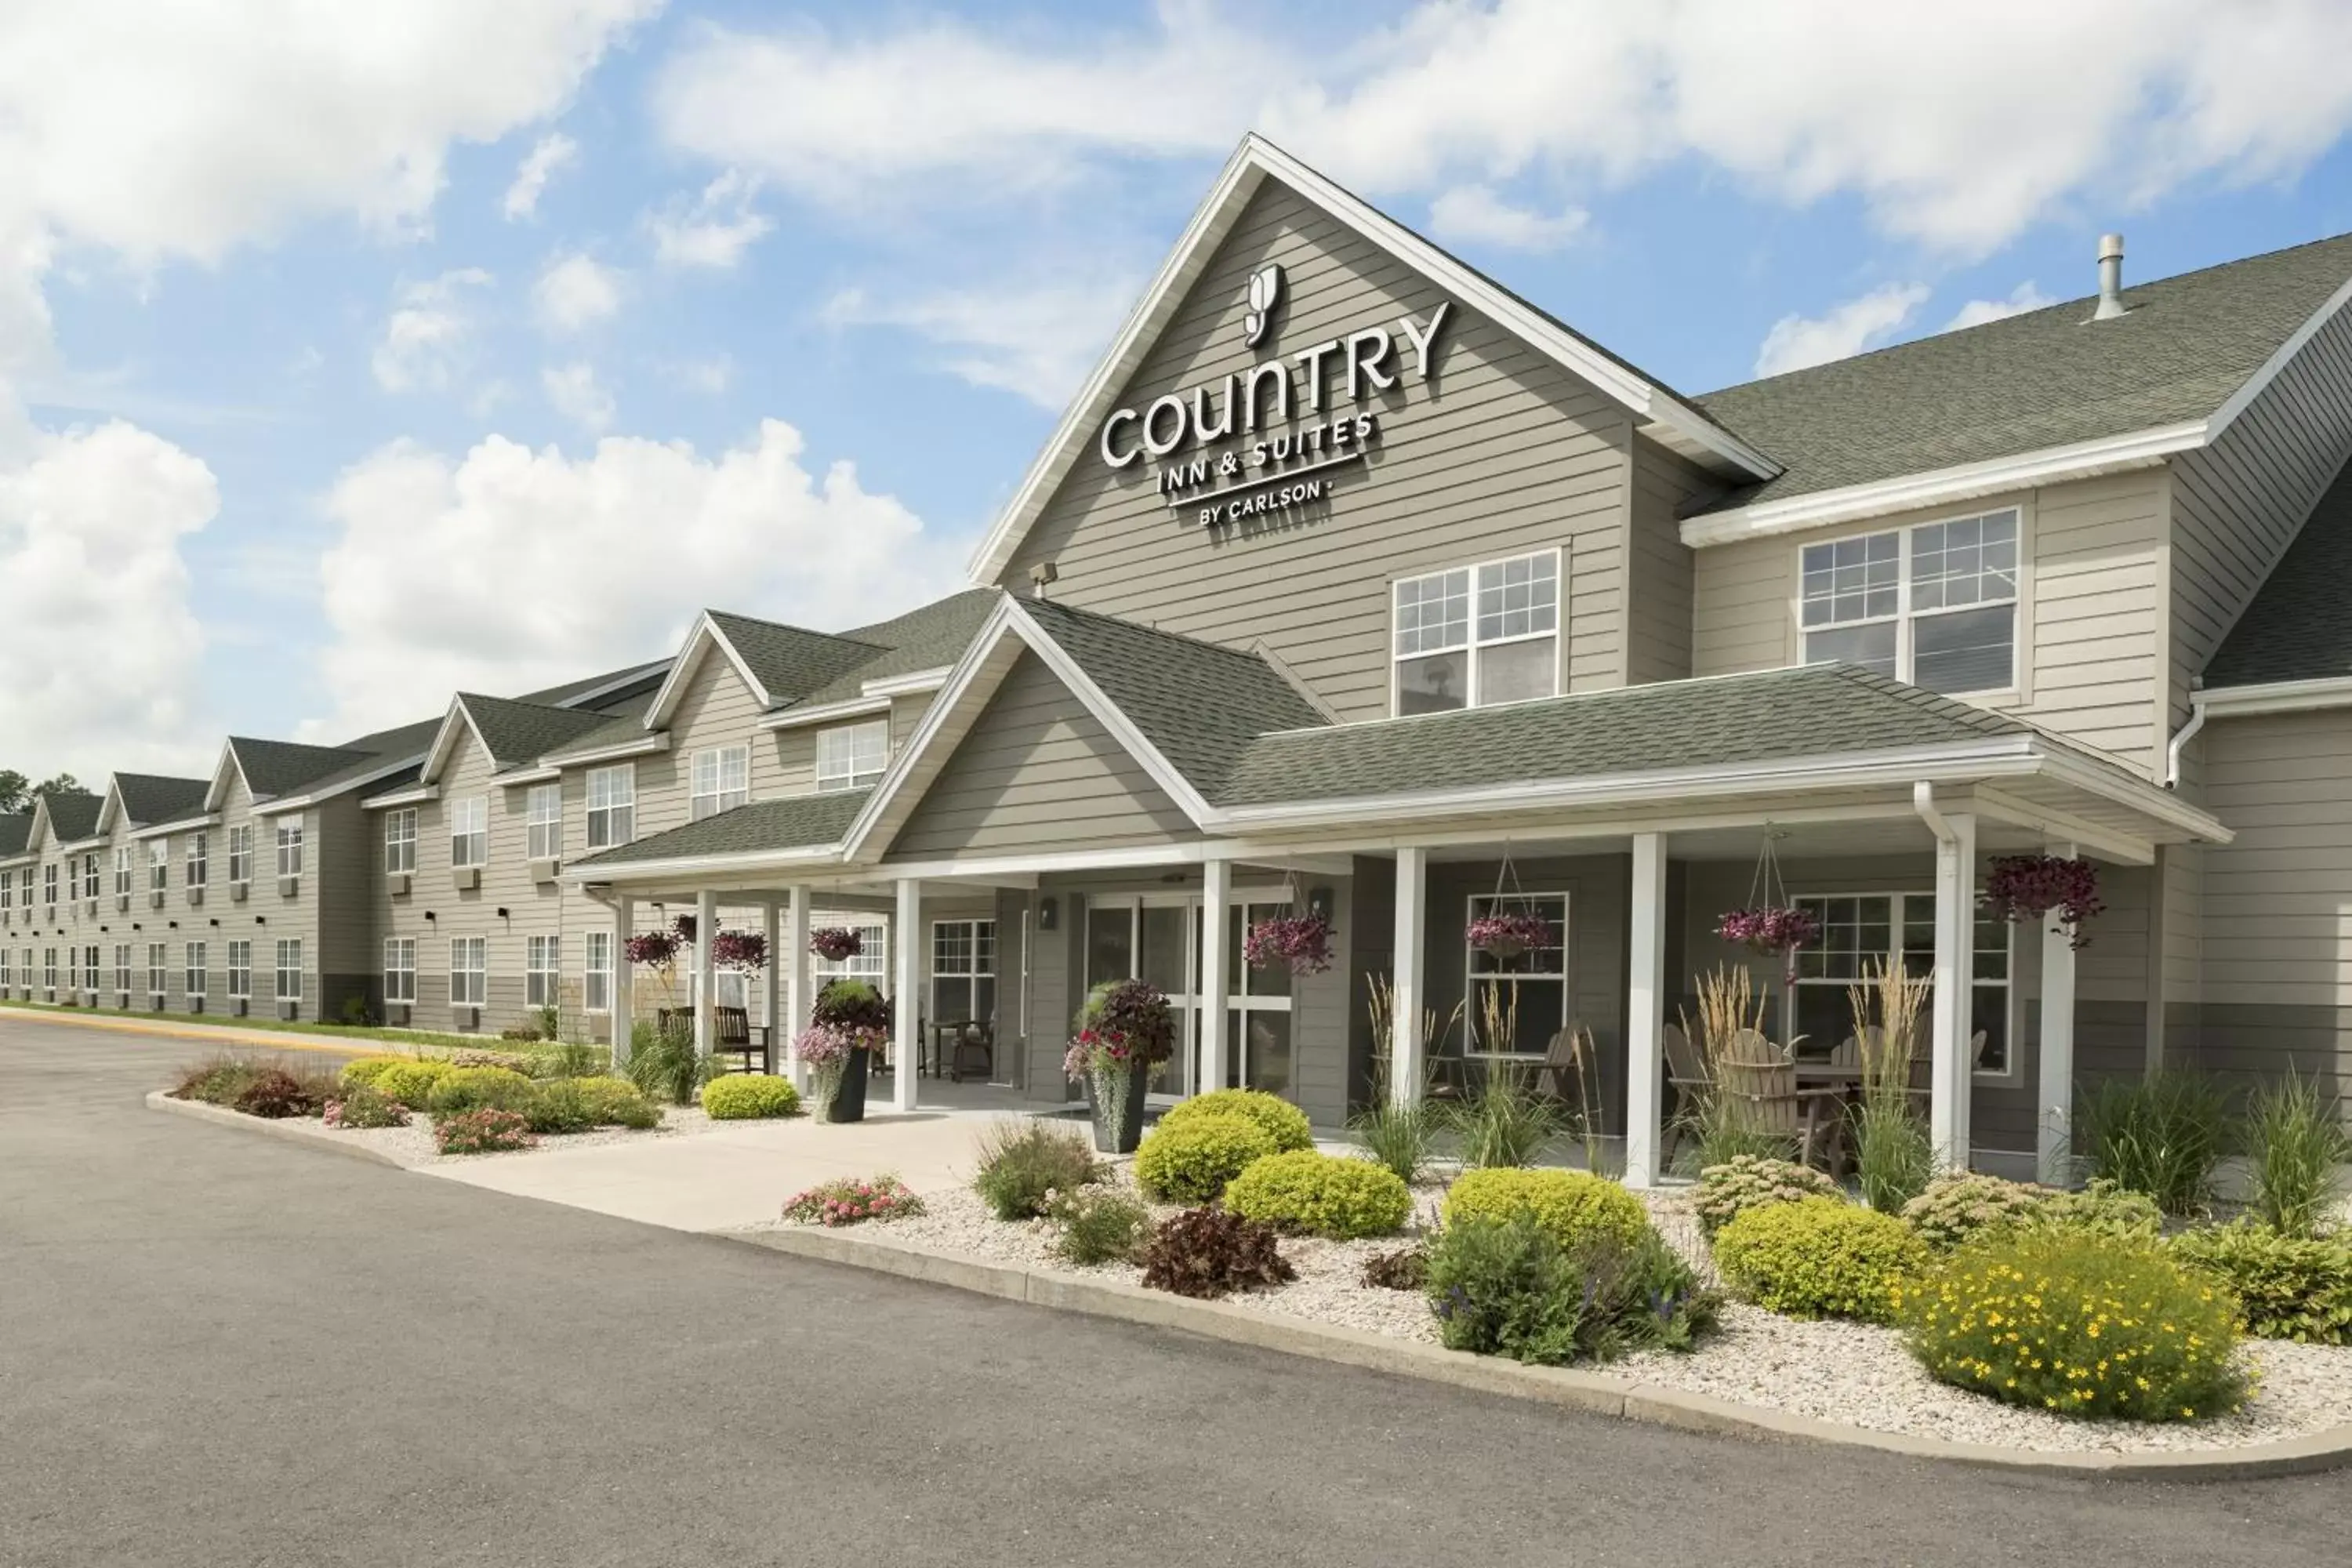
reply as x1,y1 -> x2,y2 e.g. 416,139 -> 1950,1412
1468,909 -> 1553,962
1243,913 -> 1334,975
670,913 -> 697,944
808,927 -> 863,962
712,930 -> 768,972
623,929 -> 680,968
1716,905 -> 1820,957
1981,854 -> 2104,949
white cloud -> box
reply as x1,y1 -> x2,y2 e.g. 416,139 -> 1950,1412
372,268 -> 494,393
542,362 -> 615,430
1428,184 -> 1589,252
822,270 -> 1143,409
651,2 -> 2352,249
533,252 -> 622,333
309,420 -> 953,739
668,355 -> 734,395
648,170 -> 774,269
503,132 -> 580,220
1753,281 -> 1929,377
1943,281 -> 2059,332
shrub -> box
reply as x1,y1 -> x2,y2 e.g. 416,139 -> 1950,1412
1443,1167 -> 1648,1254
1225,1149 -> 1413,1240
2171,1221 -> 2352,1344
1348,1096 -> 1435,1185
425,1065 -> 537,1116
2074,1066 -> 2231,1217
625,1020 -> 714,1107
972,1119 -> 1102,1220
1362,1246 -> 1428,1291
1902,1172 -> 2056,1251
172,1054 -> 263,1105
2238,1069 -> 2351,1238
1425,1214 -> 1717,1365
1850,1102 -> 1934,1214
782,1174 -> 924,1226
1714,1196 -> 1927,1323
1134,1113 -> 1279,1204
1155,1089 -> 1312,1152
1138,1207 -> 1294,1298
578,1076 -> 662,1131
339,1054 -> 411,1091
323,1085 -> 409,1129
434,1108 -> 537,1155
1444,1072 -> 1566,1168
702,1074 -> 803,1120
525,1078 -> 599,1134
1044,1185 -> 1149,1265
2035,1178 -> 2165,1243
233,1069 -> 321,1120
1896,1229 -> 2246,1421
1693,1156 -> 1842,1239
373,1059 -> 453,1108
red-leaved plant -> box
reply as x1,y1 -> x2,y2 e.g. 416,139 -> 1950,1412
1467,909 -> 1555,960
808,927 -> 864,962
712,930 -> 768,971
1980,855 -> 2104,949
1242,913 -> 1334,975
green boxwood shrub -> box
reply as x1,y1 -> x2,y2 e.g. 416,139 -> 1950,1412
1896,1229 -> 2246,1421
1134,1113 -> 1278,1204
1425,1214 -> 1718,1365
2171,1221 -> 2352,1344
701,1073 -> 803,1120
1443,1167 -> 1648,1254
372,1059 -> 452,1108
1154,1089 -> 1312,1153
1692,1155 -> 1842,1238
1714,1196 -> 1928,1323
1900,1171 -> 2056,1251
2035,1178 -> 2164,1244
339,1054 -> 412,1091
1225,1150 -> 1413,1240
424,1065 -> 536,1116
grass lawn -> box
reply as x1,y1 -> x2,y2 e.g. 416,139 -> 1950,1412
0,996 -> 583,1060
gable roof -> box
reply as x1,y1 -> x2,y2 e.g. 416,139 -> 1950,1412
102,773 -> 209,833
707,612 -> 887,702
964,133 -> 1777,586
220,737 -> 376,804
513,657 -> 673,710
782,590 -> 1003,710
572,789 -> 872,871
437,693 -> 612,777
2204,452 -> 2352,691
0,813 -> 30,858
38,789 -> 103,844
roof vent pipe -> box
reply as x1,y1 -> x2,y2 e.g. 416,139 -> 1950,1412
2093,233 -> 2129,321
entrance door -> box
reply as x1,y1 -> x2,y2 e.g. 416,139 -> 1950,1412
1083,895 -> 1199,1099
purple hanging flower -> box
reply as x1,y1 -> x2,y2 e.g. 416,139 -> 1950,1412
1981,855 -> 2103,949
1242,913 -> 1334,975
809,927 -> 863,962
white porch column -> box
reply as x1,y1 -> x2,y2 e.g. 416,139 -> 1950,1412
1624,833 -> 1668,1188
760,897 -> 782,1074
1390,846 -> 1427,1109
2038,842 -> 2079,1188
611,892 -> 634,1066
1929,811 -> 1978,1170
694,887 -> 717,1060
893,878 -> 922,1112
786,883 -> 814,1091
1199,856 -> 1232,1096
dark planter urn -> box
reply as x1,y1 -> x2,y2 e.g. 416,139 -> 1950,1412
822,1047 -> 871,1124
1087,1065 -> 1150,1154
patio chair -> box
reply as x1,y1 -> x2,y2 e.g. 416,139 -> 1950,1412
1534,1025 -> 1585,1103
712,1006 -> 757,1074
1715,1031 -> 1843,1170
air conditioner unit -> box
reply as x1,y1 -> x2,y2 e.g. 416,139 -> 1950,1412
452,866 -> 481,891
276,876 -> 299,898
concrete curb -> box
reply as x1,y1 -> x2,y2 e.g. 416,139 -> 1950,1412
728,1224 -> 2352,1482
144,1091 -> 421,1170
11,1006 -> 376,1058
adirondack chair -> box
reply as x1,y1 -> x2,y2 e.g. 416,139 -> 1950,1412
1534,1025 -> 1585,1103
1715,1029 -> 1843,1170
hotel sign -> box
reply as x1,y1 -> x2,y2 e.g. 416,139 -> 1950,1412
1097,263 -> 1451,527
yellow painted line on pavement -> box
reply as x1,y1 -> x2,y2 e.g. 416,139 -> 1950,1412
0,1007 -> 372,1058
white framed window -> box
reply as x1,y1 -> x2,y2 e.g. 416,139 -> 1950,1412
690,745 -> 749,821
449,797 -> 488,868
1798,508 -> 2020,695
187,831 -> 208,887
1393,550 -> 1560,715
813,921 -> 888,984
1789,892 -> 2014,1080
0,947 -> 9,987
383,938 -> 416,1004
930,918 -> 996,1025
276,938 -> 303,1002
113,846 -> 133,896
82,945 -> 100,993
81,854 -> 100,901
384,808 -> 417,874
275,819 -> 303,879
584,930 -> 612,1013
526,785 -> 563,860
1,869 -> 12,913
42,946 -> 56,998
586,764 -> 635,848
147,942 -> 168,996
450,937 -> 487,1006
817,721 -> 889,793
149,837 -> 169,890
226,941 -> 252,1000
1465,893 -> 1570,1054
113,943 -> 132,994
185,942 -> 206,1001
43,862 -> 57,909
227,824 -> 252,885
527,934 -> 561,1008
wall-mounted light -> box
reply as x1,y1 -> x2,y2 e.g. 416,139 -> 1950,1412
1037,895 -> 1058,931
169,920 -> 179,930
496,907 -> 510,920
208,918 -> 219,927
1308,886 -> 1335,921
424,910 -> 437,921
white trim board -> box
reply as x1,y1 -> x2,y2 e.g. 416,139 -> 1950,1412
639,612 -> 775,731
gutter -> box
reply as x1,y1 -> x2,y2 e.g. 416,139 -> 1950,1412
1912,780 -> 1955,846
2165,673 -> 2352,789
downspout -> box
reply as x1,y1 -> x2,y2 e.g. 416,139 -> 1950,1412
2163,697 -> 2206,790
1911,780 -> 1951,845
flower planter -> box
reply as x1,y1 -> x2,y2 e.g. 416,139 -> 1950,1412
1087,1065 -> 1150,1154
822,1047 -> 871,1123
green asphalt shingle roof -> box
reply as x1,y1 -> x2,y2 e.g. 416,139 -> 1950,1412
111,773 -> 209,827
2205,453 -> 2352,688
707,612 -> 885,705
514,657 -> 673,709
572,789 -> 871,869
0,813 -> 30,857
1691,231 -> 2352,512
228,738 -> 377,799
456,694 -> 613,772
786,590 -> 1004,709
41,790 -> 103,843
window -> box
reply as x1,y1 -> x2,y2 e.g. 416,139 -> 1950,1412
0,948 -> 9,988
449,797 -> 488,868
813,921 -> 888,984
384,808 -> 417,874
931,919 -> 996,1025
187,831 -> 208,887
275,819 -> 303,879
228,824 -> 252,885
526,935 -> 561,1008
42,946 -> 56,997
1394,550 -> 1560,714
227,941 -> 251,1000
81,853 -> 100,901
149,837 -> 169,891
1465,894 -> 1570,1054
276,938 -> 303,1003
817,721 -> 889,793
114,943 -> 132,993
185,942 -> 206,1001
690,745 -> 749,820
584,930 -> 612,1013
43,862 -> 57,909
526,785 -> 563,860
1,869 -> 12,914
114,846 -> 133,896
1790,892 -> 2014,1078
1799,510 -> 2019,695
82,945 -> 100,993
147,942 -> 167,996
450,937 -> 487,1006
383,938 -> 416,1004
586,764 -> 635,848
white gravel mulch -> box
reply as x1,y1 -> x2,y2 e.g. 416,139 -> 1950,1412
324,1105 -> 721,1165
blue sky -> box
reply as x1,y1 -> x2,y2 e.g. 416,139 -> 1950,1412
7,0 -> 2352,782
